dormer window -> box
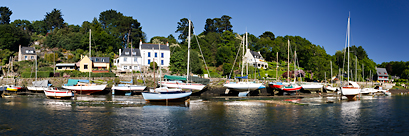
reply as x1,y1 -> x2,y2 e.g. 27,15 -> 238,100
102,58 -> 105,62
132,52 -> 136,55
125,52 -> 129,55
96,58 -> 99,61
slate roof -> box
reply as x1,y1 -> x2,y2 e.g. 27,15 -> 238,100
56,63 -> 76,67
376,68 -> 388,76
21,47 -> 36,55
250,51 -> 263,59
90,57 -> 110,63
140,43 -> 170,50
120,48 -> 141,57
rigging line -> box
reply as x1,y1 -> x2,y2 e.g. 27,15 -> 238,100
229,40 -> 241,79
192,28 -> 211,78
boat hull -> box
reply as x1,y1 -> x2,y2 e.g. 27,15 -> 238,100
62,84 -> 107,94
111,85 -> 146,92
27,86 -> 45,91
142,91 -> 192,101
341,87 -> 361,96
158,81 -> 206,91
223,82 -> 265,92
44,89 -> 74,99
301,84 -> 323,90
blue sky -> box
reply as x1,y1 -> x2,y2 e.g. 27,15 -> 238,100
2,0 -> 409,64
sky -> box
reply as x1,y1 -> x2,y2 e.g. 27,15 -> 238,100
2,0 -> 409,64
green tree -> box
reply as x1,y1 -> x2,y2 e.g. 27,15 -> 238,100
0,7 -> 12,25
0,25 -> 30,52
175,18 -> 193,42
44,8 -> 65,31
259,31 -> 275,41
31,20 -> 48,35
150,62 -> 158,70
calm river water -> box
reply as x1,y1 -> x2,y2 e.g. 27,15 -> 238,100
1,94 -> 409,135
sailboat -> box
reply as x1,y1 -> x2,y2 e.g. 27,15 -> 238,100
62,29 -> 107,94
111,42 -> 146,94
340,13 -> 361,100
223,32 -> 266,96
142,20 -> 192,101
279,39 -> 302,94
27,56 -> 51,92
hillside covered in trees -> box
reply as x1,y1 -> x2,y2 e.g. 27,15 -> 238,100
0,6 -> 403,81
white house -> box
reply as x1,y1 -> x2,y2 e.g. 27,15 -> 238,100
18,45 -> 37,61
113,48 -> 143,72
243,49 -> 268,69
139,41 -> 170,69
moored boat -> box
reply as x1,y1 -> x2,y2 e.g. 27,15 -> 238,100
44,87 -> 74,99
62,79 -> 106,94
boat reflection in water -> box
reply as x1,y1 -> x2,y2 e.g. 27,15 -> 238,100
145,101 -> 190,107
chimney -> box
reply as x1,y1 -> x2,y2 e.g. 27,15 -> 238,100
166,42 -> 169,46
119,49 -> 122,56
139,40 -> 142,47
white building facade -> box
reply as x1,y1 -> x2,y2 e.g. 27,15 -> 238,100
139,41 -> 171,69
243,49 -> 268,69
113,48 -> 143,72
113,41 -> 171,72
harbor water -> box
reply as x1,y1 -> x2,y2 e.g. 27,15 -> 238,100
1,94 -> 409,135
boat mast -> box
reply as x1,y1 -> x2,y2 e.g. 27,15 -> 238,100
330,60 -> 332,84
276,52 -> 278,81
131,41 -> 133,84
241,34 -> 245,77
89,29 -> 91,84
246,32 -> 248,77
153,47 -> 155,88
35,52 -> 37,82
287,39 -> 290,82
159,43 -> 161,87
347,13 -> 350,82
187,20 -> 191,83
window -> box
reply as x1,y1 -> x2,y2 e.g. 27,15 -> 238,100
124,58 -> 127,62
84,64 -> 88,69
25,56 -> 27,60
125,52 -> 129,55
161,53 -> 164,58
155,52 -> 157,57
102,58 -> 105,62
132,52 -> 136,55
134,66 -> 138,69
129,65 -> 132,69
31,56 -> 34,59
148,59 -> 151,64
96,58 -> 99,61
148,52 -> 151,57
161,60 -> 164,65
134,57 -> 137,62
124,66 -> 128,69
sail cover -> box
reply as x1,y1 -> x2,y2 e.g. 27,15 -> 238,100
164,75 -> 210,85
32,80 -> 50,87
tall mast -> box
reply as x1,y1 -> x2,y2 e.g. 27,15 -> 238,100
187,20 -> 191,83
347,13 -> 350,82
246,32 -> 248,76
159,43 -> 161,87
89,29 -> 91,83
241,35 -> 245,77
355,56 -> 357,82
276,52 -> 278,81
131,41 -> 133,82
153,47 -> 155,88
35,52 -> 37,81
330,60 -> 332,84
287,39 -> 290,81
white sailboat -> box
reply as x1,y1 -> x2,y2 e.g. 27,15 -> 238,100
44,87 -> 74,99
62,29 -> 107,94
223,32 -> 265,96
142,20 -> 192,101
340,13 -> 361,100
111,42 -> 146,93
